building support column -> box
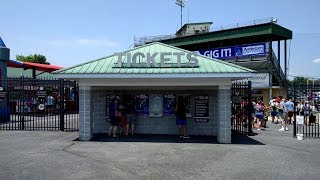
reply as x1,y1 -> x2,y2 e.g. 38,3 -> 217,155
79,85 -> 93,141
217,85 -> 231,144
284,40 -> 287,80
278,40 -> 281,70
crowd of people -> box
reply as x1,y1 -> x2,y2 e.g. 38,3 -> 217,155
252,98 -> 294,131
107,97 -> 136,138
107,97 -> 190,138
239,97 -> 319,132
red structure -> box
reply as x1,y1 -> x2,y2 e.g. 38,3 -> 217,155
7,59 -> 63,78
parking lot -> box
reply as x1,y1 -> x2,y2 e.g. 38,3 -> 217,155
0,122 -> 320,180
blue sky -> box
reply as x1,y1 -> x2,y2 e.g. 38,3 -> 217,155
1,0 -> 320,78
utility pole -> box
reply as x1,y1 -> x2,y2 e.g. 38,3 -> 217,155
175,0 -> 186,28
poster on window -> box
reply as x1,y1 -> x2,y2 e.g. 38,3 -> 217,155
149,94 -> 163,117
136,94 -> 149,115
195,95 -> 209,122
163,94 -> 176,115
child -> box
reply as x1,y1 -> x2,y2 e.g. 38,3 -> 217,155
119,104 -> 126,136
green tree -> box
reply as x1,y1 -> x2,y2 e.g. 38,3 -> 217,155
293,76 -> 309,85
16,54 -> 50,64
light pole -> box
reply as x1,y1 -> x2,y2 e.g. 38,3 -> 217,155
175,0 -> 186,28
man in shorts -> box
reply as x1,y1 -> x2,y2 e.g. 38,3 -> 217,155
278,99 -> 285,122
280,99 -> 293,131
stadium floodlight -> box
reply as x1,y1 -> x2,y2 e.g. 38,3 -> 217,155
175,0 -> 186,28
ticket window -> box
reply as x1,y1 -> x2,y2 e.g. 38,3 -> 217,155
177,95 -> 191,118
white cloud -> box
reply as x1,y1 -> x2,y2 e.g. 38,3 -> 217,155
48,38 -> 118,47
312,58 -> 320,63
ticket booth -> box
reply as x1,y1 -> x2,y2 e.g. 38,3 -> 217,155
54,42 -> 255,143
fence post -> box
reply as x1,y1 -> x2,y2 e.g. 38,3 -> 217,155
247,81 -> 253,136
20,76 -> 25,130
293,80 -> 296,137
59,79 -> 65,131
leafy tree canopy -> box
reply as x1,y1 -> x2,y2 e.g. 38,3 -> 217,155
16,54 -> 50,65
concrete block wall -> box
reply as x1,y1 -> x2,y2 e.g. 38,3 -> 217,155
79,86 -> 94,141
91,88 -> 218,136
217,86 -> 231,144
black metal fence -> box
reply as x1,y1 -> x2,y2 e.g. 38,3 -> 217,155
231,81 -> 253,135
0,77 -> 79,131
293,83 -> 320,138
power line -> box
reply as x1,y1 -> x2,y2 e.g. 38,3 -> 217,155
294,33 -> 320,36
288,74 -> 320,79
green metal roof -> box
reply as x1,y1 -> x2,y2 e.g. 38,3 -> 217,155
161,23 -> 293,47
7,67 -> 53,78
54,42 -> 254,75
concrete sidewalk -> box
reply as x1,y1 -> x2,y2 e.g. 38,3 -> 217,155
0,125 -> 320,180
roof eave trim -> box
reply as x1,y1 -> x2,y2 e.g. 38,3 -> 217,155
54,72 -> 257,79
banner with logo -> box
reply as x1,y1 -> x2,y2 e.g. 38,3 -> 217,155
237,73 -> 270,88
197,43 -> 267,59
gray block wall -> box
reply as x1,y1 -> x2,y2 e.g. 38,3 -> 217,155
79,86 -> 94,141
91,88 -> 218,136
217,87 -> 231,143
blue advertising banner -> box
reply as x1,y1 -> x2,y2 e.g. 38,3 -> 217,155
197,43 -> 267,59
163,94 -> 176,115
136,94 -> 149,115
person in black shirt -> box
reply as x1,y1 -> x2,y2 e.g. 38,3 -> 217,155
125,99 -> 136,136
175,102 -> 189,138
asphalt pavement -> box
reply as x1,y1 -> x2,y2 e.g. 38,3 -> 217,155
0,120 -> 320,180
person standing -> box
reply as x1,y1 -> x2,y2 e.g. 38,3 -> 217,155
303,101 -> 311,125
270,99 -> 279,124
278,99 -> 286,124
108,97 -> 120,138
280,99 -> 294,131
253,100 -> 265,131
46,95 -> 55,116
175,102 -> 189,138
125,99 -> 136,136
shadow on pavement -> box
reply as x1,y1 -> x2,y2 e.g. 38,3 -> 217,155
90,134 -> 219,144
231,132 -> 265,145
78,133 -> 265,145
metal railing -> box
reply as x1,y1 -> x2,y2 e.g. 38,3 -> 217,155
270,50 -> 287,87
134,17 -> 276,46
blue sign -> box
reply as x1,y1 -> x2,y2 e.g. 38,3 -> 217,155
136,94 -> 149,115
163,94 -> 176,115
197,43 -> 267,59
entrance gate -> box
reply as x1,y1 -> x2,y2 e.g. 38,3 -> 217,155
231,81 -> 253,135
293,83 -> 320,138
0,77 -> 79,131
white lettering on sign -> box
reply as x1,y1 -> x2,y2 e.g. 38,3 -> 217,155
237,73 -> 270,88
203,48 -> 232,58
114,52 -> 199,68
242,45 -> 265,56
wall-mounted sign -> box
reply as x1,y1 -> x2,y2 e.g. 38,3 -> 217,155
149,94 -> 163,117
236,73 -> 270,88
195,95 -> 209,122
114,52 -> 199,68
163,94 -> 176,115
0,87 -> 8,99
252,89 -> 263,94
136,94 -> 149,115
36,86 -> 47,99
197,43 -> 267,60
38,104 -> 45,110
